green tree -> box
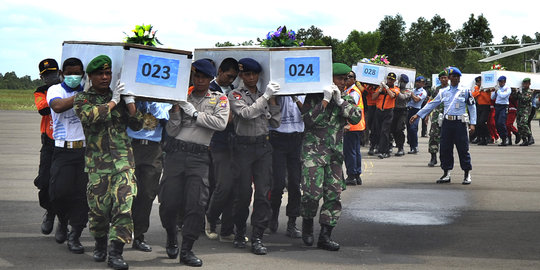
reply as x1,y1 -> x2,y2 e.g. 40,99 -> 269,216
377,14 -> 406,65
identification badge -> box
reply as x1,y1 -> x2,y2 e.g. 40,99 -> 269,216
455,103 -> 459,109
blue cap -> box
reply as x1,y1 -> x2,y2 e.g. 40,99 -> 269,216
400,74 -> 409,83
415,76 -> 425,82
238,58 -> 262,73
498,76 -> 507,81
447,67 -> 462,76
192,59 -> 216,77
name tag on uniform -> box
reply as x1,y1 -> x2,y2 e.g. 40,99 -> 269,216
455,103 -> 460,109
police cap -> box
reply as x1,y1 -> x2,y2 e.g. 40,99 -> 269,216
238,58 -> 262,73
192,59 -> 216,77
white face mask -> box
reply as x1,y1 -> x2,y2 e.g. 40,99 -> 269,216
64,75 -> 83,88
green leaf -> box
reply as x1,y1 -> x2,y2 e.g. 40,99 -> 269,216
144,24 -> 151,31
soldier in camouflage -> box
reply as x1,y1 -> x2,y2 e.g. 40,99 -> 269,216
514,78 -> 534,146
74,55 -> 143,270
427,70 -> 448,167
300,63 -> 362,252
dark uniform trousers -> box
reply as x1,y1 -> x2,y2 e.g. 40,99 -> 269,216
494,104 -> 508,141
374,109 -> 394,154
132,141 -> 163,239
232,136 -> 272,234
366,105 -> 377,147
35,133 -> 55,212
343,131 -> 363,177
206,148 -> 236,236
440,119 -> 472,171
159,143 -> 210,241
390,107 -> 408,149
49,146 -> 89,229
269,131 -> 302,218
407,107 -> 421,149
476,104 -> 490,139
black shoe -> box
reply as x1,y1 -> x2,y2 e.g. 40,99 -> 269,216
302,218 -> 314,246
407,148 -> 418,154
507,136 -> 513,146
233,230 -> 247,249
345,176 -> 357,186
436,171 -> 451,184
356,175 -> 362,185
428,153 -> 437,167
317,224 -> 340,251
180,250 -> 203,267
93,237 -> 108,262
515,134 -> 521,144
251,238 -> 267,255
55,222 -> 68,244
498,139 -> 507,147
395,148 -> 404,156
529,135 -> 535,145
132,237 -> 152,252
477,137 -> 488,145
41,211 -> 55,235
462,171 -> 472,185
67,229 -> 84,254
368,147 -> 375,156
107,241 -> 128,270
378,153 -> 390,159
166,228 -> 179,259
285,217 -> 302,238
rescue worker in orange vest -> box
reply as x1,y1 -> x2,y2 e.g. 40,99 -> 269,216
343,71 -> 366,186
471,76 -> 491,145
372,73 -> 400,159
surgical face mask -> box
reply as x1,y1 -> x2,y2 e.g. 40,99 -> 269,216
64,75 -> 83,88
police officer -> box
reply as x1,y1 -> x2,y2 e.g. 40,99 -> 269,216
74,55 -> 143,270
228,58 -> 281,255
159,59 -> 229,267
490,76 -> 511,146
391,74 -> 411,156
300,63 -> 362,251
472,76 -> 491,145
410,67 -> 476,185
406,76 -> 427,154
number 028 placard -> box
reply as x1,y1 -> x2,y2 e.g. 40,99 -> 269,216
284,57 -> 320,83
135,54 -> 180,88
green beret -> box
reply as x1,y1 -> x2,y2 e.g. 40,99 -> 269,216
86,55 -> 112,74
523,78 -> 531,83
438,70 -> 448,77
332,63 -> 351,75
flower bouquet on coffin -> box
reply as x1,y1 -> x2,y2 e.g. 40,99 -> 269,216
124,24 -> 163,47
261,26 -> 303,47
491,63 -> 505,70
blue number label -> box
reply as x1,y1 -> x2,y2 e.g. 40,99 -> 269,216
284,57 -> 320,83
362,65 -> 379,78
484,74 -> 494,84
136,54 -> 179,88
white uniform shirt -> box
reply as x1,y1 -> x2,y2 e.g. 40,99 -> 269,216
46,83 -> 85,143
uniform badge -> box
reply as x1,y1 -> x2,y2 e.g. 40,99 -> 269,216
232,92 -> 242,100
219,99 -> 228,108
209,97 -> 217,104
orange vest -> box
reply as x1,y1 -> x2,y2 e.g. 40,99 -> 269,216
365,84 -> 378,106
375,86 -> 400,110
472,85 -> 491,105
34,89 -> 53,139
346,85 -> 366,131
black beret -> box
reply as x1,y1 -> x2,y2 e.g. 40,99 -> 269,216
238,58 -> 262,73
192,59 -> 216,77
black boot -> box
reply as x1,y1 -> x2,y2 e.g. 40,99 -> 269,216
285,217 -> 302,238
55,221 -> 68,244
166,227 -> 179,259
132,235 -> 152,252
395,147 -> 404,156
179,239 -> 202,267
67,227 -> 85,254
41,211 -> 55,235
301,218 -> 314,246
107,240 -> 128,270
519,136 -> 529,146
268,207 -> 279,233
436,170 -> 451,183
368,146 -> 375,156
428,153 -> 437,167
251,227 -> 267,255
316,224 -> 340,251
529,135 -> 535,145
515,134 -> 521,144
507,134 -> 513,145
233,226 -> 247,248
345,175 -> 357,186
477,137 -> 488,145
355,174 -> 362,185
93,236 -> 108,262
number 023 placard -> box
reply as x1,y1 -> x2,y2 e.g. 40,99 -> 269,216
135,54 -> 180,88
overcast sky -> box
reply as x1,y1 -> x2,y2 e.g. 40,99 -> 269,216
0,0 -> 537,80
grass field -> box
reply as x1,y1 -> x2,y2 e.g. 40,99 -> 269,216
0,89 -> 36,111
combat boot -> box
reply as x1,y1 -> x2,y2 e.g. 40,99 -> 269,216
428,153 -> 437,167
107,240 -> 128,270
233,226 -> 247,249
436,170 -> 451,184
285,217 -> 302,238
519,136 -> 529,146
529,135 -> 535,145
301,218 -> 314,246
356,174 -> 362,185
41,211 -> 55,235
93,236 -> 108,262
67,227 -> 84,254
251,227 -> 267,255
345,175 -> 357,186
515,134 -> 521,144
165,227 -> 179,259
179,239 -> 202,267
55,220 -> 68,244
367,146 -> 375,156
395,147 -> 404,156
268,207 -> 279,233
317,224 -> 340,251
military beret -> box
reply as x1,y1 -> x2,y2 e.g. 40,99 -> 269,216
387,72 -> 397,80
86,55 -> 112,74
400,74 -> 409,83
238,58 -> 262,73
438,70 -> 448,77
523,78 -> 531,83
192,59 -> 216,77
39,58 -> 59,74
447,67 -> 462,76
415,76 -> 425,82
498,76 -> 507,81
332,63 -> 351,75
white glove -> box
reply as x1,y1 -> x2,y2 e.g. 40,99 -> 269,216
333,87 -> 344,106
111,81 -> 125,105
123,95 -> 135,104
263,81 -> 280,100
178,100 -> 197,117
323,85 -> 334,102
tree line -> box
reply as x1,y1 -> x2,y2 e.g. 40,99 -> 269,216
0,72 -> 42,90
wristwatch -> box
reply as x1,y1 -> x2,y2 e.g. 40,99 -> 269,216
192,111 -> 199,120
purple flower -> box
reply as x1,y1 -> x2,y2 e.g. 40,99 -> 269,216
266,31 -> 273,40
274,30 -> 280,37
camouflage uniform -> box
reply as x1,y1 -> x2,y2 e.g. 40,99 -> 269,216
428,86 -> 446,154
514,87 -> 534,139
74,87 -> 143,243
300,94 -> 362,227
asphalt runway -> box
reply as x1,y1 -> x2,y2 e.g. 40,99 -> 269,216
1,110 -> 539,269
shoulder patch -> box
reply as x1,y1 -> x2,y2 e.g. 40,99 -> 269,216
233,92 -> 242,100
219,96 -> 227,100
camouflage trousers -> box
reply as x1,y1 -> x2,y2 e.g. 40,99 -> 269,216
300,153 -> 343,227
517,107 -> 532,138
428,105 -> 444,154
87,169 -> 137,243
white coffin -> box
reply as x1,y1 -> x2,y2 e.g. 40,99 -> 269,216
62,41 -> 192,102
431,73 -> 480,90
354,62 -> 416,89
194,46 -> 332,95
481,70 -> 540,90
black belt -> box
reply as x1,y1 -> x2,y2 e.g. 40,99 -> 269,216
178,140 -> 208,154
132,139 -> 159,145
235,135 -> 269,144
270,131 -> 303,138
